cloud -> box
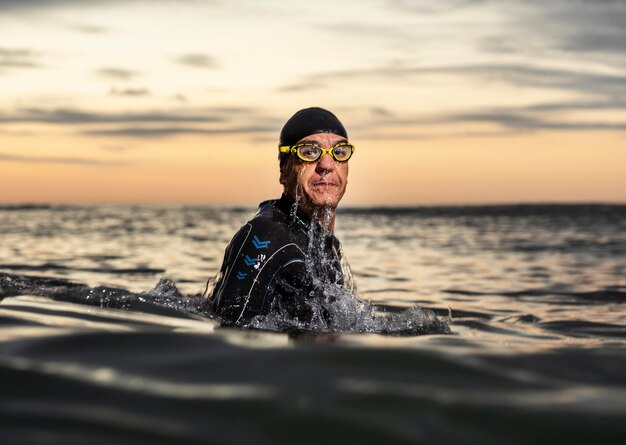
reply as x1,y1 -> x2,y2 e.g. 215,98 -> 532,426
176,54 -> 216,69
0,0 -> 207,9
433,95 -> 626,132
366,98 -> 626,135
282,63 -> 626,98
0,47 -> 41,70
387,0 -> 626,69
528,0 -> 626,56
461,0 -> 626,63
0,107 -> 227,124
370,107 -> 394,117
433,64 -> 626,97
0,129 -> 38,136
439,111 -> 626,132
0,106 -> 280,139
523,99 -> 626,112
0,0 -> 189,12
83,125 -> 276,138
387,0 -> 488,14
0,0 -> 88,9
276,80 -> 324,93
109,87 -> 150,97
479,36 -> 537,55
316,22 -> 416,43
94,68 -> 138,80
0,153 -> 128,166
100,144 -> 130,152
3,99 -> 622,140
67,24 -> 109,34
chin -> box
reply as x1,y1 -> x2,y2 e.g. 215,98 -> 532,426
310,192 -> 342,209
297,184 -> 345,211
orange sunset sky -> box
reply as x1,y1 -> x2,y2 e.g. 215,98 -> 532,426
1,0 -> 625,206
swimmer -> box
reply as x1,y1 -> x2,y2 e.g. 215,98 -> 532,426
204,107 -> 357,326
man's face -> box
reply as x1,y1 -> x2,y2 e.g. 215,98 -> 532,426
280,132 -> 349,212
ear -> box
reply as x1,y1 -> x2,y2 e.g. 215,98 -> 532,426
279,157 -> 292,186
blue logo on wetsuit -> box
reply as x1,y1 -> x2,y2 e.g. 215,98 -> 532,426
252,235 -> 271,249
243,255 -> 258,266
236,271 -> 248,280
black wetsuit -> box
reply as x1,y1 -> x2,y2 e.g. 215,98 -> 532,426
205,194 -> 355,326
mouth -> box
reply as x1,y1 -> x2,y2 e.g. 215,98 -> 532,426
312,181 -> 337,189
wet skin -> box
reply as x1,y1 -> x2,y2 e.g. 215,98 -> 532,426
280,133 -> 349,231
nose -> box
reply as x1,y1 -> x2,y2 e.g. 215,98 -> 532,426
315,152 -> 335,175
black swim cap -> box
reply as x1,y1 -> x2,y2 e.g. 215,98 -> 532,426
278,107 -> 348,170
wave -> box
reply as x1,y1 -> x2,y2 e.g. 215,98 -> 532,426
339,203 -> 626,218
0,272 -> 450,336
0,263 -> 166,275
0,204 -> 81,211
1,326 -> 625,444
443,287 -> 626,304
539,321 -> 626,339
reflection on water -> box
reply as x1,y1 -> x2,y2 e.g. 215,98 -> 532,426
1,203 -> 625,341
1,204 -> 625,443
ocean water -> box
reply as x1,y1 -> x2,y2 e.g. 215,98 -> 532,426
1,203 -> 625,444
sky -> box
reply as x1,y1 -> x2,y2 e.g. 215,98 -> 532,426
1,0 -> 625,205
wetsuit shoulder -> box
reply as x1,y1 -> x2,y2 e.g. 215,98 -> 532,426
208,202 -> 309,324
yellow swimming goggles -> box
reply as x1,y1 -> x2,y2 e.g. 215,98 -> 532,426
279,141 -> 355,163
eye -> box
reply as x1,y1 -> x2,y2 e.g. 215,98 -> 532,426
332,144 -> 352,161
297,145 -> 321,160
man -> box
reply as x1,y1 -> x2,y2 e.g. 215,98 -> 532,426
204,107 -> 357,327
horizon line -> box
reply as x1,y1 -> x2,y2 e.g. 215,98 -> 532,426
1,200 -> 625,209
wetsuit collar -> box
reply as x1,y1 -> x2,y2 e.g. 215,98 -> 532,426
277,193 -> 340,248
259,194 -> 337,244
275,193 -> 312,227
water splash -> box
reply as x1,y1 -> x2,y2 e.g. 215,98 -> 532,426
245,207 -> 450,336
0,272 -> 207,319
245,281 -> 449,335
289,188 -> 301,223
